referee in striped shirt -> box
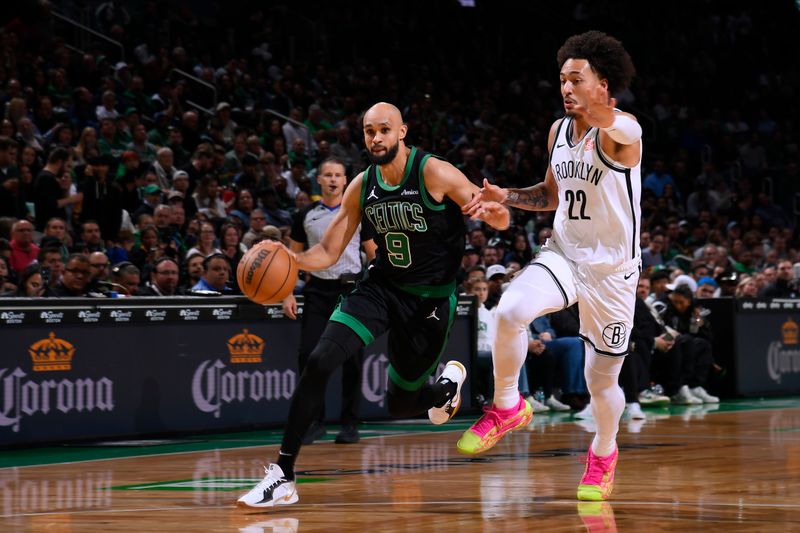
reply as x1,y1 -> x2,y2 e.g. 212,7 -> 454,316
283,158 -> 377,444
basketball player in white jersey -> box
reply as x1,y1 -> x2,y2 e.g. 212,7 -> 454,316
459,31 -> 641,502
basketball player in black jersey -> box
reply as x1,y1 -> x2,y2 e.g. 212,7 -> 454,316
238,102 -> 510,508
283,158 -> 377,445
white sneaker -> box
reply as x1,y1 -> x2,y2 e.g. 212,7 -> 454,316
625,402 -> 646,420
545,394 -> 571,411
690,386 -> 720,403
428,360 -> 467,425
670,385 -> 702,405
237,464 -> 298,508
638,389 -> 671,407
526,395 -> 551,413
574,403 -> 593,419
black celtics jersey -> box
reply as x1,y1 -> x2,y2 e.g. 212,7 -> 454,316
360,146 -> 465,297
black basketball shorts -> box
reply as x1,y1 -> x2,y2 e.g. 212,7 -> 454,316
329,270 -> 456,391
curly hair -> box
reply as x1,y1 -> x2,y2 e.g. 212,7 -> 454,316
557,31 -> 636,95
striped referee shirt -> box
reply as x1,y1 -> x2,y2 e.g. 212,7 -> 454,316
290,201 -> 372,280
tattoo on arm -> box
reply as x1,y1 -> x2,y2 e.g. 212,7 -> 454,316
503,185 -> 550,210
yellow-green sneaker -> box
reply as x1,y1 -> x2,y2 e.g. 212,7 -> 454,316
576,446 -> 618,501
456,395 -> 532,454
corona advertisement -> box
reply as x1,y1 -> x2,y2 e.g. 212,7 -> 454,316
0,298 -> 474,445
191,329 -> 297,418
736,307 -> 800,395
0,332 -> 115,434
766,318 -> 800,385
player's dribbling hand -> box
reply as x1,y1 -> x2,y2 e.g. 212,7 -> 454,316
572,84 -> 616,129
257,238 -> 294,258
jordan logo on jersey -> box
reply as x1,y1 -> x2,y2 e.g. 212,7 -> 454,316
427,308 -> 439,321
367,186 -> 378,201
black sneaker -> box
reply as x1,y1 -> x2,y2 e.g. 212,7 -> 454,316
302,420 -> 326,445
335,423 -> 360,444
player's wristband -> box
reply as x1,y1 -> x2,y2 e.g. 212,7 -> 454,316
602,115 -> 641,145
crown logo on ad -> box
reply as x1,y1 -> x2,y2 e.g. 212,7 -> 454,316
782,318 -> 798,346
28,332 -> 75,371
227,329 -> 265,363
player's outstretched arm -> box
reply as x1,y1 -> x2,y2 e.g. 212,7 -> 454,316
424,157 -> 510,230
463,120 -> 561,214
573,85 -> 641,167
497,172 -> 558,212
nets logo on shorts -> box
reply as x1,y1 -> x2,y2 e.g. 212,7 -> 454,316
602,322 -> 628,349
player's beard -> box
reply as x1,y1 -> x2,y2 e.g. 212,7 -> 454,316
367,141 -> 400,165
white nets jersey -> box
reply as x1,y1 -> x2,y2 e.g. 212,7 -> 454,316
548,116 -> 642,271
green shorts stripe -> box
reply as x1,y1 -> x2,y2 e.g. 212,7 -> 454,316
329,308 -> 375,345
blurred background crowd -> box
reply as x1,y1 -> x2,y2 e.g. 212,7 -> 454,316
0,0 -> 797,303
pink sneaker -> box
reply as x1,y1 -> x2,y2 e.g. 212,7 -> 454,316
456,395 -> 532,454
577,446 -> 618,501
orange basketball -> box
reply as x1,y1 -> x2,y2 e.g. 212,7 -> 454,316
237,242 -> 298,304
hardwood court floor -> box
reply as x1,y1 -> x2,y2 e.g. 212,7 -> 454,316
2,399 -> 800,532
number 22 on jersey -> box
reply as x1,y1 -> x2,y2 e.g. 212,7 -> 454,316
565,189 -> 591,220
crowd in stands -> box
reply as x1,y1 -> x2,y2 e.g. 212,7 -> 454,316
0,3 -> 799,402
0,1 -> 797,417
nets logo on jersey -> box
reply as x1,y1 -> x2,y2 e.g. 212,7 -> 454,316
602,322 -> 628,349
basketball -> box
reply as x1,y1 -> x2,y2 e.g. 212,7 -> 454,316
237,242 -> 298,304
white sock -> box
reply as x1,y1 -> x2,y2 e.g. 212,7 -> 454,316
585,344 -> 625,457
492,307 -> 529,409
491,269 -> 565,410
